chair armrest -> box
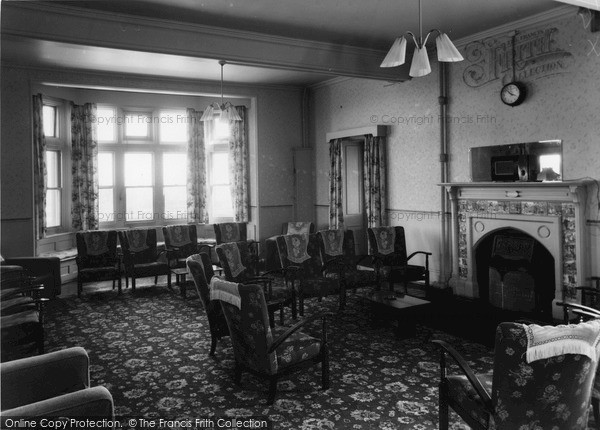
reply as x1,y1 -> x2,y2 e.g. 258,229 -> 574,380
0,347 -> 90,410
407,251 -> 432,268
322,257 -> 350,274
1,386 -> 114,419
269,312 -> 335,353
431,339 -> 492,412
556,301 -> 600,319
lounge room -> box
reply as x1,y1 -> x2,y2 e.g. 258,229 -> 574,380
1,0 -> 600,429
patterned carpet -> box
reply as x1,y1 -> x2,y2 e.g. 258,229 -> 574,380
41,281 -> 496,429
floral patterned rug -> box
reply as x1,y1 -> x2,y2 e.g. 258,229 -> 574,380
43,284 -> 496,429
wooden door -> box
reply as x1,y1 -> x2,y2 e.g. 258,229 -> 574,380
342,141 -> 366,255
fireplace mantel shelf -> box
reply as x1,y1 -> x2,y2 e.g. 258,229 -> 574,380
439,180 -> 593,204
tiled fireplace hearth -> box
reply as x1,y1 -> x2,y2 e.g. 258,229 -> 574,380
442,181 -> 594,320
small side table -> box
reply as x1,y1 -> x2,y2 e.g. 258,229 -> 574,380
171,267 -> 190,298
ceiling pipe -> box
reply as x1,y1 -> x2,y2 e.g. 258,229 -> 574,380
439,62 -> 450,286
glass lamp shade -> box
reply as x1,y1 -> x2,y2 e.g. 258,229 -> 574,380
200,104 -> 217,122
409,46 -> 431,77
436,32 -> 463,62
380,36 -> 407,67
221,104 -> 242,122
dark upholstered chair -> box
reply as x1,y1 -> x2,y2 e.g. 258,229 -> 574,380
317,229 -> 378,292
367,226 -> 431,294
1,267 -> 47,361
216,241 -> 296,324
186,253 -> 230,356
276,233 -> 343,316
211,280 -> 332,404
1,255 -> 61,298
432,321 -> 600,430
118,229 -> 171,292
558,288 -> 600,426
75,230 -> 121,297
0,347 -> 114,420
163,224 -> 201,269
264,222 -> 315,271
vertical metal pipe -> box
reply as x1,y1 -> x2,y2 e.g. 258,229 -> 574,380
439,62 -> 449,286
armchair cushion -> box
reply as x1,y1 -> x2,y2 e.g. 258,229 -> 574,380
271,326 -> 322,369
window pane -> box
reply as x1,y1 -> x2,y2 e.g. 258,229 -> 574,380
159,110 -> 187,143
163,153 -> 186,185
164,186 -> 187,219
97,107 -> 116,142
98,152 -> 114,187
99,188 -> 114,222
45,151 -> 60,188
43,105 -> 56,138
211,152 -> 229,185
125,113 -> 150,138
45,189 -> 61,227
126,187 -> 153,221
214,118 -> 230,140
212,185 -> 232,218
124,153 -> 152,186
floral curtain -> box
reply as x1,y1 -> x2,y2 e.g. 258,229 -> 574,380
228,106 -> 249,222
71,102 -> 99,231
186,108 -> 209,224
363,135 -> 387,227
328,138 -> 344,229
33,94 -> 47,239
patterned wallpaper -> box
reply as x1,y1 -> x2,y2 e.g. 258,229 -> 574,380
311,11 -> 600,214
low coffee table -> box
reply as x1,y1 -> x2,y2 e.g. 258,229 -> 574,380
362,290 -> 431,338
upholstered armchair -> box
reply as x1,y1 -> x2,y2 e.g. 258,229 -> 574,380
1,255 -> 61,298
367,226 -> 431,294
432,321 -> 600,430
210,280 -> 332,404
1,347 -> 114,420
75,230 -> 121,297
264,221 -> 315,271
213,223 -> 258,266
216,241 -> 296,324
276,233 -> 343,315
162,224 -> 202,269
118,228 -> 171,292
186,253 -> 230,356
1,267 -> 47,361
317,229 -> 378,292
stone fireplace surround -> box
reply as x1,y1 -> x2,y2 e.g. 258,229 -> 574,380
442,181 -> 593,320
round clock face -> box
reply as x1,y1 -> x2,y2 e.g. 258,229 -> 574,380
501,82 -> 526,106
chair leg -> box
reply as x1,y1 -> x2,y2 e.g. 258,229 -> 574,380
117,276 -> 122,294
167,273 -> 172,289
132,277 -> 136,292
234,364 -> 243,385
593,396 -> 599,428
77,278 -> 82,298
268,377 -> 278,405
279,306 -> 284,325
209,335 -> 218,356
322,348 -> 330,390
154,275 -> 158,285
299,295 -> 305,317
439,381 -> 449,430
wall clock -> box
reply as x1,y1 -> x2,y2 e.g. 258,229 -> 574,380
500,81 -> 526,107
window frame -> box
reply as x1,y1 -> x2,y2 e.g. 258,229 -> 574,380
42,97 -> 70,235
98,105 -> 189,228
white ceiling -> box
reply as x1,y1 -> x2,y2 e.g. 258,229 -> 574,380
1,0 -> 570,86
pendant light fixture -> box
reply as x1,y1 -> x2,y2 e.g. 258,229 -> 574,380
380,0 -> 463,77
200,60 -> 241,122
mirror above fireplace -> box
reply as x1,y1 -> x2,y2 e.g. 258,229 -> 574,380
470,140 -> 562,182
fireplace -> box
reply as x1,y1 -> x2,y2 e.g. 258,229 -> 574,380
475,228 -> 555,319
442,181 -> 594,320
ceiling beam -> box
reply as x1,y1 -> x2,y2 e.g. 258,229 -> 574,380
1,2 -> 411,83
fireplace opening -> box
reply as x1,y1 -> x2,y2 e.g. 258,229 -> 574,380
475,228 -> 555,320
